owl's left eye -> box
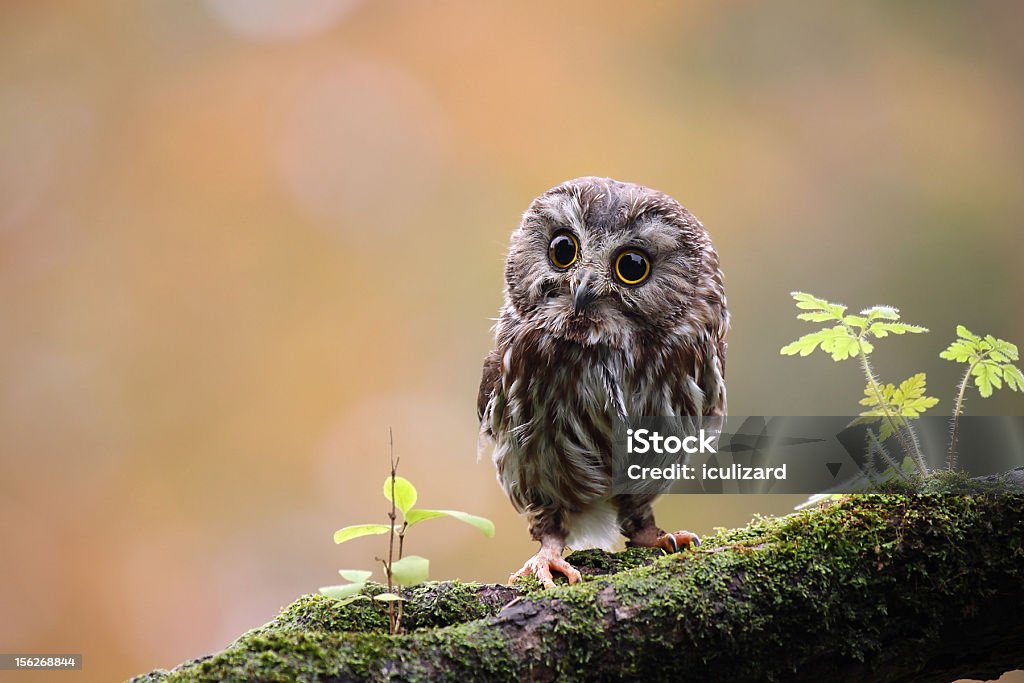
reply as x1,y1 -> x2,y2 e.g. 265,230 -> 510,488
613,249 -> 651,286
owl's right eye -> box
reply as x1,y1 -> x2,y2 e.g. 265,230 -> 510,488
548,231 -> 579,270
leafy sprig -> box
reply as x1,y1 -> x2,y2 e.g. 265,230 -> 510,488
781,292 -> 930,472
852,373 -> 939,442
940,325 -> 1024,398
320,454 -> 494,634
782,292 -> 1023,480
941,325 -> 1024,467
780,293 -> 927,362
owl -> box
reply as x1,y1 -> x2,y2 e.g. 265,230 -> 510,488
477,177 -> 728,587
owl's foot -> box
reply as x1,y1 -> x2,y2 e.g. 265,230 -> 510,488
509,548 -> 582,588
654,530 -> 701,553
626,528 -> 701,553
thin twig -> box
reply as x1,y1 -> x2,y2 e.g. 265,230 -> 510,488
386,428 -> 400,634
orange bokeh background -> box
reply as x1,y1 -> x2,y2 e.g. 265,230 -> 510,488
2,2 -> 1022,680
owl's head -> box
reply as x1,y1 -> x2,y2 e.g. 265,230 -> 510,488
502,177 -> 726,348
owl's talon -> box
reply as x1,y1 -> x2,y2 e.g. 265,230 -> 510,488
509,549 -> 582,588
655,531 -> 701,553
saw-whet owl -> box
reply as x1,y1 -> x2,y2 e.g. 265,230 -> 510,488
478,176 -> 728,586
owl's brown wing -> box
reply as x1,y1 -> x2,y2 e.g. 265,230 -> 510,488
477,349 -> 502,424
671,331 -> 727,418
700,331 -> 728,417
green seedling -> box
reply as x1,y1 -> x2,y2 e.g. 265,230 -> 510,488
941,325 -> 1024,468
320,444 -> 494,634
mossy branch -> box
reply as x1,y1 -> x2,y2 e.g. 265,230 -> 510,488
134,471 -> 1024,683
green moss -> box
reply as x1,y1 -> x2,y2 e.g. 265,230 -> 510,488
403,581 -> 509,630
507,546 -> 663,592
395,621 -> 519,681
567,546 -> 662,575
258,592 -> 389,636
509,573 -> 544,593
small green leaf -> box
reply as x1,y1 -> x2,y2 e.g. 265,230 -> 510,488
338,569 -> 373,583
879,418 -> 899,442
797,311 -> 838,323
407,508 -> 496,537
992,338 -> 1019,362
1004,364 -> 1024,392
791,292 -> 846,319
334,524 -> 391,544
792,291 -> 830,307
940,339 -> 975,363
943,328 -> 1022,397
373,593 -> 405,602
859,381 -> 895,409
972,362 -> 1002,398
857,374 -> 937,439
862,306 -> 900,321
868,322 -> 928,338
383,475 -> 418,515
890,373 -> 938,416
781,330 -> 830,357
404,509 -> 448,526
841,314 -> 868,330
894,373 -> 923,398
319,583 -> 367,600
957,325 -> 981,344
390,555 -> 429,585
903,396 -> 939,415
825,333 -> 860,361
782,326 -> 866,361
818,326 -> 864,361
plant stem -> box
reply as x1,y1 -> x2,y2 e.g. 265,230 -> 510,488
947,364 -> 975,471
866,428 -> 910,481
899,420 -> 926,474
386,429 -> 399,635
857,338 -> 927,474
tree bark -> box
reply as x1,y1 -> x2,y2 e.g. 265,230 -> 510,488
134,476 -> 1024,682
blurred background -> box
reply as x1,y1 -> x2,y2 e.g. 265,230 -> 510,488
2,1 -> 1022,680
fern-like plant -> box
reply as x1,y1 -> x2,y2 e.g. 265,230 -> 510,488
780,292 -> 932,473
940,325 -> 1024,468
781,292 -> 1023,480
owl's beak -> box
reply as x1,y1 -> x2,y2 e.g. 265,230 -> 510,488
572,269 -> 600,314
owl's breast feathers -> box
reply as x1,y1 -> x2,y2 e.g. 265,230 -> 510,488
478,318 -> 726,516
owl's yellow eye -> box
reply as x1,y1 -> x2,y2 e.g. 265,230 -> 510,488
614,250 -> 651,285
548,231 -> 579,269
